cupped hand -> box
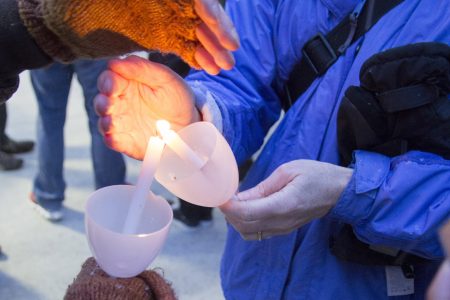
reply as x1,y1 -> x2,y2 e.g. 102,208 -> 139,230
220,160 -> 354,241
94,55 -> 200,160
194,0 -> 240,74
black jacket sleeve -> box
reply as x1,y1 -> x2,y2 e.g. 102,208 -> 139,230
0,0 -> 52,103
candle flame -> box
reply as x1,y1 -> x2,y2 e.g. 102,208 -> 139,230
155,119 -> 206,170
156,120 -> 171,135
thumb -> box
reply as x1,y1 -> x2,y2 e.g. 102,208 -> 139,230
108,55 -> 183,87
237,164 -> 294,201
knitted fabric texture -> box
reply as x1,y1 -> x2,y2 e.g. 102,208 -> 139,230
64,258 -> 176,300
18,0 -> 200,67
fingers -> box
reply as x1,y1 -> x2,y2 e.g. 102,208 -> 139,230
221,183 -> 285,223
94,94 -> 116,117
95,94 -> 128,135
97,70 -> 129,96
237,164 -> 295,201
196,23 -> 235,70
103,132 -> 145,160
220,166 -> 302,240
97,114 -> 147,160
195,47 -> 221,75
95,93 -> 116,137
220,191 -> 283,230
223,206 -> 296,241
95,93 -> 132,135
195,0 -> 240,51
97,114 -> 111,135
194,0 -> 239,73
239,228 -> 296,241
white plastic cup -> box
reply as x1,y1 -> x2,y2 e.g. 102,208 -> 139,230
85,185 -> 172,278
155,122 -> 239,207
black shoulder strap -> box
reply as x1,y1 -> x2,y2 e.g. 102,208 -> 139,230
280,0 -> 404,110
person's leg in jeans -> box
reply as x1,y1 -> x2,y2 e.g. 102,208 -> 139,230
30,63 -> 73,219
74,59 -> 126,189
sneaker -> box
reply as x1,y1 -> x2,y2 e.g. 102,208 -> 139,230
0,135 -> 34,154
172,209 -> 212,230
29,193 -> 64,222
0,151 -> 23,170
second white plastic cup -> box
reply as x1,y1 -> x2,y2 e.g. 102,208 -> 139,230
85,185 -> 172,278
155,122 -> 239,207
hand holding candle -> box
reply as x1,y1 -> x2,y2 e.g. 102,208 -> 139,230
96,56 -> 200,161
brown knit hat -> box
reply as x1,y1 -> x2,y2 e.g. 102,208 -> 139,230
65,258 -> 177,300
18,0 -> 201,67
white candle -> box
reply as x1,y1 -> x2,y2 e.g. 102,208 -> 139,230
156,120 -> 206,170
122,136 -> 165,234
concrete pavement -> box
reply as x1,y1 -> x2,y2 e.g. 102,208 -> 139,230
0,71 -> 227,300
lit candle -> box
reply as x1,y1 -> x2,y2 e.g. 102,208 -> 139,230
122,136 -> 165,234
156,120 -> 206,170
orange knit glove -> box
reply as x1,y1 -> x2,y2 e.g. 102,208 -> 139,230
65,257 -> 176,300
18,0 -> 201,67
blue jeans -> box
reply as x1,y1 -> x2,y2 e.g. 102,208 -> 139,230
30,60 -> 126,210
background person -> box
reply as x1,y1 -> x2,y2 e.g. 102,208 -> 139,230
29,60 -> 126,221
95,0 -> 450,298
0,103 -> 34,170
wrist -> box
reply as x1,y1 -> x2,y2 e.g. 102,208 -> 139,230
337,167 -> 354,198
330,151 -> 390,224
328,166 -> 354,209
191,106 -> 202,123
190,81 -> 224,132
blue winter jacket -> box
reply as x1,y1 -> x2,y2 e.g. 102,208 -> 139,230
186,0 -> 450,299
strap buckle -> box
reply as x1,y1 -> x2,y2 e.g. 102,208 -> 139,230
302,33 -> 337,76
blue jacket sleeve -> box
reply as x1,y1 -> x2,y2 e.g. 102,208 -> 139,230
332,150 -> 450,259
185,0 -> 356,165
186,0 -> 351,162
185,0 -> 282,165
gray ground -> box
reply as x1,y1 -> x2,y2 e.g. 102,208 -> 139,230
0,71 -> 226,300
